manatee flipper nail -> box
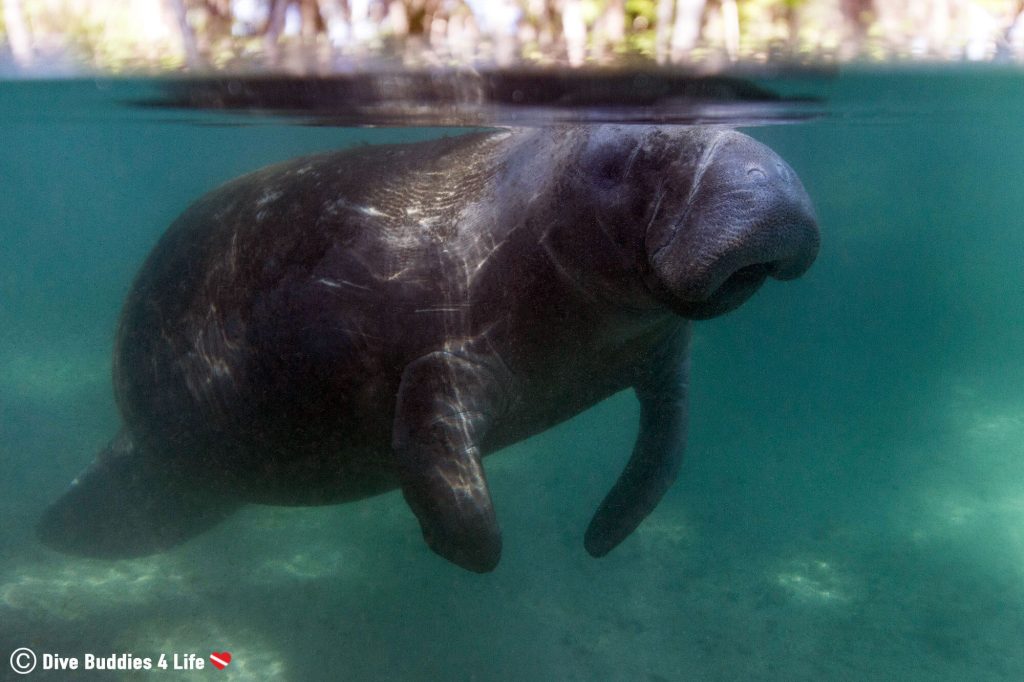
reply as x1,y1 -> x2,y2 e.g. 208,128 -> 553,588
392,351 -> 507,572
585,329 -> 690,557
37,430 -> 239,558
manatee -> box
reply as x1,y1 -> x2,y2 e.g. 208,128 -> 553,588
38,125 -> 819,572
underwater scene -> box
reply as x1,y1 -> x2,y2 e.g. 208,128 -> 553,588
2,68 -> 1024,680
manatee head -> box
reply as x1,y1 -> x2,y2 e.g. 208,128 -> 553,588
645,128 -> 819,319
574,126 -> 819,319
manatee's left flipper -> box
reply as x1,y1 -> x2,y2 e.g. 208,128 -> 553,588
585,327 -> 691,557
37,430 -> 240,558
393,351 -> 509,573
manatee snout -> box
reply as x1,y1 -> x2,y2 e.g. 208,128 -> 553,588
647,130 -> 819,319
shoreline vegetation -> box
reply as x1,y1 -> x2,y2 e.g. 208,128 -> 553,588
3,0 -> 1024,75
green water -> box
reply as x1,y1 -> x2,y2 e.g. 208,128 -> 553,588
2,68 -> 1024,680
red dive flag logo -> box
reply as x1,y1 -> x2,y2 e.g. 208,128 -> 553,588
209,652 -> 232,670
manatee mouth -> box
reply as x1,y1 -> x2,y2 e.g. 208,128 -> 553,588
675,262 -> 772,320
643,130 -> 820,321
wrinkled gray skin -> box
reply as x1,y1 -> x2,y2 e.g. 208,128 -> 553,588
38,126 -> 819,572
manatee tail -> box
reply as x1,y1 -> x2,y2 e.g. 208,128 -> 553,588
37,429 -> 239,558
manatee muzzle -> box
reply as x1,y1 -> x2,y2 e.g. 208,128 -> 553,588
646,131 -> 820,320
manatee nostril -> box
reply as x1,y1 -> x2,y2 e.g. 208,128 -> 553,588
746,165 -> 767,181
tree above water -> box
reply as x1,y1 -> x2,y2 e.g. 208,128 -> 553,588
3,0 -> 1024,72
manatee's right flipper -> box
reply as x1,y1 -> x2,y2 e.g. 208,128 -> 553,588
585,327 -> 690,557
37,430 -> 239,558
393,351 -> 509,573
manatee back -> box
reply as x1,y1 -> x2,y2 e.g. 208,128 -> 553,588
112,132 -> 509,462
